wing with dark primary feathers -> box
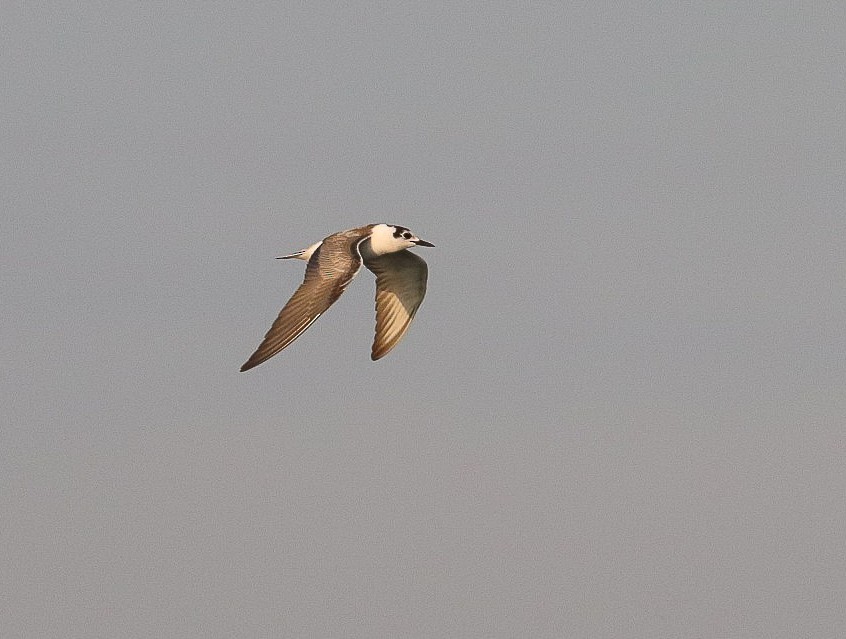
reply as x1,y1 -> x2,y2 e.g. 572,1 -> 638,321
240,230 -> 369,371
364,249 -> 428,360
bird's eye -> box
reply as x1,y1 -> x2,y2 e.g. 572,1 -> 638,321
403,232 -> 412,239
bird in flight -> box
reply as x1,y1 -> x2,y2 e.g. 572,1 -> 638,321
240,223 -> 434,371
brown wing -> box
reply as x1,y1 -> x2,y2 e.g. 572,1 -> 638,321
240,234 -> 365,371
364,249 -> 428,360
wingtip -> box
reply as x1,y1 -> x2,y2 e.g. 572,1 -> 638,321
240,357 -> 259,372
371,345 -> 396,360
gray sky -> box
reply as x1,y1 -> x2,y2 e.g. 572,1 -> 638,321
3,3 -> 845,637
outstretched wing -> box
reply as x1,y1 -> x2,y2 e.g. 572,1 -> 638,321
240,236 -> 364,371
364,249 -> 428,360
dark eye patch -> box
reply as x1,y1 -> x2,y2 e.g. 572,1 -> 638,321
403,232 -> 412,239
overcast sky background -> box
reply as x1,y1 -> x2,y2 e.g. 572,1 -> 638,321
3,3 -> 845,637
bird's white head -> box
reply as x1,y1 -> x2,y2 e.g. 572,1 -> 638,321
366,224 -> 435,256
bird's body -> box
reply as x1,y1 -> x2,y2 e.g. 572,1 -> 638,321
240,224 -> 433,371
